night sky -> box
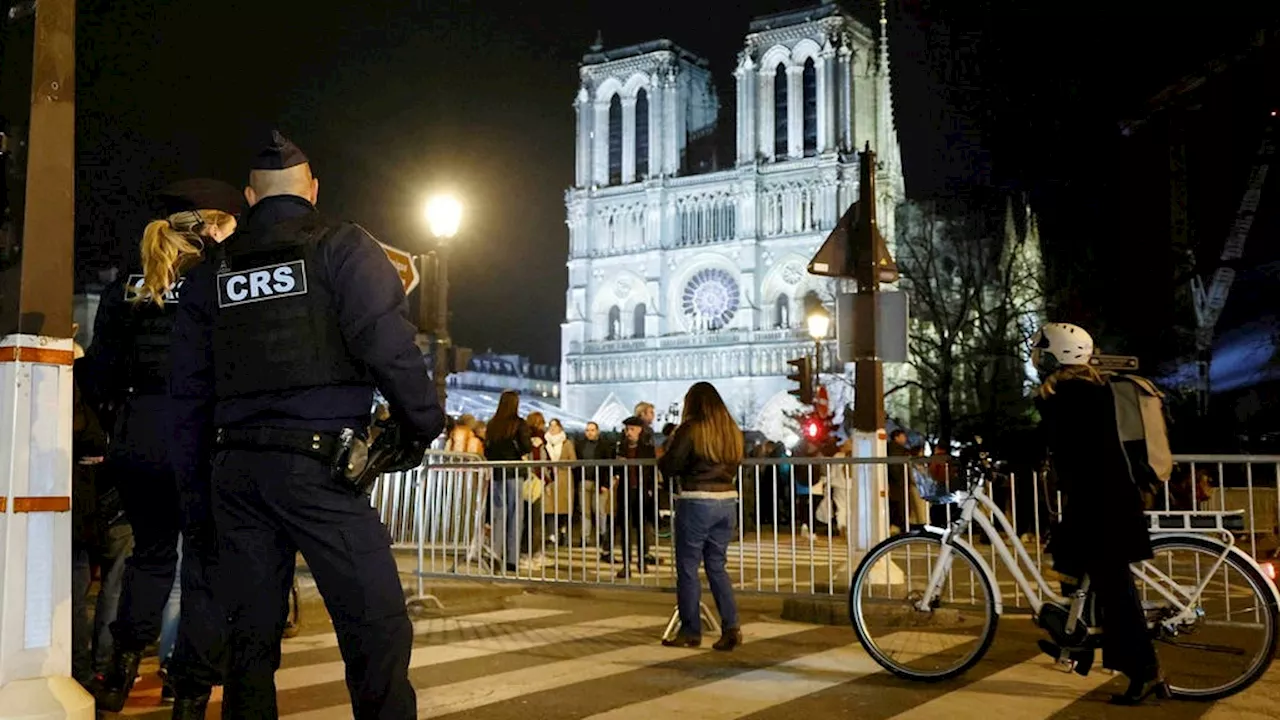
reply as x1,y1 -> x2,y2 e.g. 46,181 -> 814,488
72,0 -> 1278,365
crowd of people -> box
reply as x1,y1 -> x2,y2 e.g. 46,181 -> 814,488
59,124 -> 1169,716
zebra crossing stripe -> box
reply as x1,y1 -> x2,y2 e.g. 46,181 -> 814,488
282,622 -> 814,719
273,614 -> 665,698
279,607 -> 569,655
885,653 -> 1115,719
582,631 -> 974,719
410,622 -> 815,719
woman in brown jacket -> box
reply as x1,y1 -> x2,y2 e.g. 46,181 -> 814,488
659,382 -> 743,651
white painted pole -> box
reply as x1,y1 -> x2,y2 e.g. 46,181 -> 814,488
0,336 -> 94,718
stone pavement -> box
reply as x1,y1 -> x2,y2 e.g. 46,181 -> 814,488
107,583 -> 1279,720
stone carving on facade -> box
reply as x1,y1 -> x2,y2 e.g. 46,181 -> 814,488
614,276 -> 632,299
781,262 -> 803,285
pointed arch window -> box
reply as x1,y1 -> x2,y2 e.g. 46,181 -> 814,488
633,303 -> 647,338
635,89 -> 649,179
773,63 -> 788,159
775,294 -> 791,329
608,94 -> 623,185
802,59 -> 817,155
607,305 -> 622,340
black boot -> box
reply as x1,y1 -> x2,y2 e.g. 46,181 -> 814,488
158,663 -> 175,703
170,691 -> 212,719
1037,639 -> 1094,676
1110,671 -> 1170,706
713,627 -> 743,652
94,648 -> 143,712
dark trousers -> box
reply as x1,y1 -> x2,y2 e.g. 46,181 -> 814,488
171,538 -> 227,690
211,448 -> 415,720
674,498 -> 739,636
1091,561 -> 1160,678
620,485 -> 654,569
110,454 -> 181,651
110,446 -> 225,689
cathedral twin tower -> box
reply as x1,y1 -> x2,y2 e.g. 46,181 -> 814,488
561,2 -> 903,439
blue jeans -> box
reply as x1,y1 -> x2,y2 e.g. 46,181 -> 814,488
97,524 -> 134,665
158,535 -> 184,665
674,497 -> 739,636
72,523 -> 134,681
490,474 -> 522,567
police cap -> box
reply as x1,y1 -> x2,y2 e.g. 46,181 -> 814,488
252,130 -> 310,171
155,178 -> 246,217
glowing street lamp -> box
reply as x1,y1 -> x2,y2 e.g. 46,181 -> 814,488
425,193 -> 463,241
420,192 -> 463,407
807,305 -> 831,382
807,306 -> 831,341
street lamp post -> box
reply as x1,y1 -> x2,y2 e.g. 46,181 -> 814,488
424,194 -> 462,409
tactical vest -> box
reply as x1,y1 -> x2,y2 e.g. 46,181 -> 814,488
122,273 -> 182,395
212,214 -> 371,399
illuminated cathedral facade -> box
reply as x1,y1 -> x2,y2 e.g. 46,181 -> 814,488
560,2 -> 905,439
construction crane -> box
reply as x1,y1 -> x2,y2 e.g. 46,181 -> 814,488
1190,113 -> 1275,415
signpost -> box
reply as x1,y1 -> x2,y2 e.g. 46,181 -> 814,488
377,240 -> 420,295
808,144 -> 901,554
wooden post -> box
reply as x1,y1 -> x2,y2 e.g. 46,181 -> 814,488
0,0 -> 95,716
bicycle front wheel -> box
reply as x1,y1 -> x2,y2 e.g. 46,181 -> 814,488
849,531 -> 999,682
1139,535 -> 1279,700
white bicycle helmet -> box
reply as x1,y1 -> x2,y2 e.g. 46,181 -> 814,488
1030,323 -> 1094,373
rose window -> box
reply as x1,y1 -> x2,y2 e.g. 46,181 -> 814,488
681,268 -> 740,332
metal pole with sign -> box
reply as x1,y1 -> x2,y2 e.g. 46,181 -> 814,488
808,144 -> 901,555
0,0 -> 95,716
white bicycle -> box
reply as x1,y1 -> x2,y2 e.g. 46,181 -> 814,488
849,451 -> 1280,700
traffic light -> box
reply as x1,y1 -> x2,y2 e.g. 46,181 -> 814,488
804,417 -> 822,440
787,356 -> 814,405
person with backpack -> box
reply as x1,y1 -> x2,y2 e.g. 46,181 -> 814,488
1031,322 -> 1165,706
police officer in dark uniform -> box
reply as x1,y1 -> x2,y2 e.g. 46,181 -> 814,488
169,131 -> 444,719
81,179 -> 242,717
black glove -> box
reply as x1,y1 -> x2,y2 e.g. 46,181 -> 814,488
347,417 -> 429,492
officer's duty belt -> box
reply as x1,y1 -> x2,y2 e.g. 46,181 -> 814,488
214,426 -> 341,462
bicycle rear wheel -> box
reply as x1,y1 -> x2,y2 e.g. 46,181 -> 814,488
849,531 -> 999,681
1139,536 -> 1278,700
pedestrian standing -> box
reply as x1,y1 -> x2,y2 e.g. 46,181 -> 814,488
485,392 -> 533,572
169,132 -> 445,719
575,421 -> 615,548
70,335 -> 110,688
81,179 -> 243,717
659,382 -> 743,650
615,416 -> 657,578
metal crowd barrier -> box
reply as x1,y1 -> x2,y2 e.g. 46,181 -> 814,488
368,451 -> 1280,609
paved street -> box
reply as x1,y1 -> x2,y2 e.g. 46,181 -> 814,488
110,584 -> 1279,720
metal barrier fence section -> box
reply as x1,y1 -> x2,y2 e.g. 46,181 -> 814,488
369,452 -> 1280,608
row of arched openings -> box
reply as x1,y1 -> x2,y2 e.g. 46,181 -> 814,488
773,59 -> 818,159
606,303 -> 647,341
605,296 -> 792,339
606,57 -> 817,183
607,90 -> 649,185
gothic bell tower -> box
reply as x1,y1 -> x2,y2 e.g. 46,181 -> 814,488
573,38 -> 719,188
